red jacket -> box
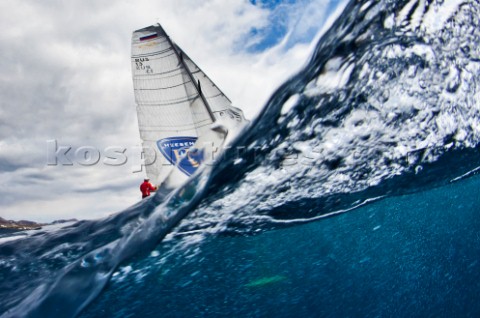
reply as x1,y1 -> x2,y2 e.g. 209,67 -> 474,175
140,181 -> 157,198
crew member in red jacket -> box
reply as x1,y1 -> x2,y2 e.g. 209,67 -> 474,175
140,178 -> 157,199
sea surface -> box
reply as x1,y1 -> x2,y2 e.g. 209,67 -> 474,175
2,0 -> 480,317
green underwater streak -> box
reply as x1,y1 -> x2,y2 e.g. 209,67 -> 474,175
245,275 -> 287,287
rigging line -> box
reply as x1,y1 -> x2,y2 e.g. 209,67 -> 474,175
141,52 -> 176,61
133,69 -> 184,81
206,92 -> 224,99
137,95 -> 198,106
141,122 -> 213,134
140,120 -> 211,131
134,80 -> 192,91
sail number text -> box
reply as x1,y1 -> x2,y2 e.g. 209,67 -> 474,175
135,58 -> 153,74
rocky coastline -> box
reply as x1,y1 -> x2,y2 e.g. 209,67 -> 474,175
0,217 -> 77,232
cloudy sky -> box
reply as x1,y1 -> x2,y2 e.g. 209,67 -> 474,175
0,0 -> 345,223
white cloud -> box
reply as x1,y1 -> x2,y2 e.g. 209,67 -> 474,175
0,0 -> 342,222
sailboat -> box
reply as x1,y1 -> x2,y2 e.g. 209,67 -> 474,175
131,24 -> 248,190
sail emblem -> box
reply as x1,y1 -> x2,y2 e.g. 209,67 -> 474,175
157,137 -> 203,176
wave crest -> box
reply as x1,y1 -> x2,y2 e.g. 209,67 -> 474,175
197,0 -> 480,227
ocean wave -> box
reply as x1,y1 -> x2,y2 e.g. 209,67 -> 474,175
195,0 -> 480,227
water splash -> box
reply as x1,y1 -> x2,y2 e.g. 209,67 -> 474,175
197,0 -> 480,227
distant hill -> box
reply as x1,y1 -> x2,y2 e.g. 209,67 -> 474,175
0,217 -> 78,232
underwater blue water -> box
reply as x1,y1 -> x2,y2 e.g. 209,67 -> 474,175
2,0 -> 480,317
80,174 -> 480,317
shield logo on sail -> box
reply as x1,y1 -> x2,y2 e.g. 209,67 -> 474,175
157,137 -> 203,176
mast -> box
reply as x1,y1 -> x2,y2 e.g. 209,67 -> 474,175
157,24 -> 216,123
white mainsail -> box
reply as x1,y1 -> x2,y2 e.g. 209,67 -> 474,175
131,24 -> 247,188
